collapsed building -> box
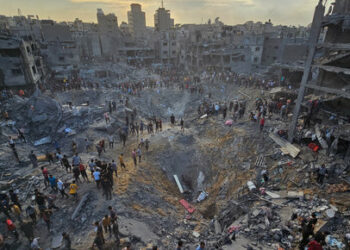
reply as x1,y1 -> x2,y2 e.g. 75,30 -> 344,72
0,1 -> 350,249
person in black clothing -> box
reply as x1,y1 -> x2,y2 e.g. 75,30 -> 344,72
177,240 -> 183,250
62,232 -> 72,250
46,151 -> 54,165
170,114 -> 175,125
62,155 -> 72,172
9,190 -> 21,211
73,166 -> 81,183
28,151 -> 38,168
299,212 -> 318,249
17,128 -> 26,143
25,205 -> 37,224
34,189 -> 46,213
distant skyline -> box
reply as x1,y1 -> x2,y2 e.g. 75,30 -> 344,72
1,0 -> 327,26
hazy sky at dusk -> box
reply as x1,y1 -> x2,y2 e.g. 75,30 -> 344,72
1,0 -> 324,26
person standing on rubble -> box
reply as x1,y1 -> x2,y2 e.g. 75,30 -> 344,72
112,220 -> 120,246
9,190 -> 21,211
145,139 -> 150,152
101,175 -> 112,200
5,218 -> 18,240
62,232 -> 72,250
317,164 -> 328,185
46,151 -> 54,165
300,212 -> 318,249
180,118 -> 184,132
48,175 -> 58,192
170,114 -> 175,126
94,221 -> 105,244
62,155 -> 72,172
104,112 -> 110,124
25,205 -> 37,224
132,149 -> 137,166
69,181 -> 78,202
111,160 -> 118,177
93,169 -> 101,189
41,167 -> 49,188
8,136 -> 19,162
307,232 -> 324,250
28,151 -> 38,168
17,128 -> 26,143
42,208 -> 53,232
108,135 -> 114,149
140,121 -> 144,134
260,116 -> 265,133
79,163 -> 89,182
34,189 -> 46,214
72,141 -> 77,155
72,153 -> 81,168
73,165 -> 81,183
136,147 -> 142,163
102,215 -> 112,235
57,179 -> 69,198
119,154 -> 126,169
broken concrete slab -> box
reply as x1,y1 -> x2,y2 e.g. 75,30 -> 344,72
34,136 -> 52,146
269,133 -> 300,158
173,175 -> 184,193
287,191 -> 304,199
71,193 -> 90,220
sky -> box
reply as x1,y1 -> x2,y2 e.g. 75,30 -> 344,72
1,0 -> 324,27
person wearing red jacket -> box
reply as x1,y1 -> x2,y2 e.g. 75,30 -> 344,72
6,219 -> 18,239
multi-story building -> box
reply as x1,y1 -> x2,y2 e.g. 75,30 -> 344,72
97,8 -> 119,32
128,4 -> 146,39
40,20 -> 80,67
154,3 -> 174,32
155,31 -> 177,65
0,35 -> 43,88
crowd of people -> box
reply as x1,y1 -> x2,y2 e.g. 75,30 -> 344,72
1,65 -> 336,250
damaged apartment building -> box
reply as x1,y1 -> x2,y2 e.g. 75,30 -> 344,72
177,19 -> 310,74
285,0 -> 350,159
0,35 -> 44,89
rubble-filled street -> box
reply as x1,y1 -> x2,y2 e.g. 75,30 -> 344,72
1,0 -> 350,249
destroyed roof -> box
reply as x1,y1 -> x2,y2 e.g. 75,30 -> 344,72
315,51 -> 350,65
316,64 -> 350,75
322,13 -> 350,26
